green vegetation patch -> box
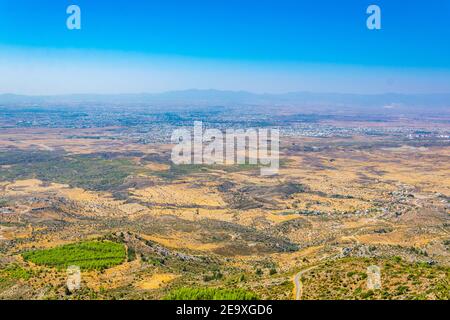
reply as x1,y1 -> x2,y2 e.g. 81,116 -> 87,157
301,257 -> 450,300
1,264 -> 34,280
0,151 -> 151,191
22,241 -> 126,271
165,287 -> 259,300
0,198 -> 8,207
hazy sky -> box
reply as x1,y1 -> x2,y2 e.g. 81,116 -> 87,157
1,0 -> 450,95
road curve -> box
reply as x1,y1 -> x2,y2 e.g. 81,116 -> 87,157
293,266 -> 317,300
292,247 -> 346,300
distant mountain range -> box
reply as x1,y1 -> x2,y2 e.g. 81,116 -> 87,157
1,90 -> 449,110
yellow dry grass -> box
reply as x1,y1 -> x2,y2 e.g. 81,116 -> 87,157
131,183 -> 225,207
135,273 -> 178,290
142,233 -> 222,252
84,259 -> 142,291
145,162 -> 170,171
118,203 -> 148,215
4,179 -> 68,194
355,230 -> 440,247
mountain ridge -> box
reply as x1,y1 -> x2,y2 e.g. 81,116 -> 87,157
1,89 -> 449,109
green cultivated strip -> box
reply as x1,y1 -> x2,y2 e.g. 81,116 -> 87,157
165,287 -> 259,300
22,241 -> 126,271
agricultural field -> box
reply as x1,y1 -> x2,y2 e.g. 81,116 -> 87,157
165,287 -> 259,300
22,241 -> 126,270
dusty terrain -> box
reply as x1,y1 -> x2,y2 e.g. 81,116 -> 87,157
0,118 -> 448,300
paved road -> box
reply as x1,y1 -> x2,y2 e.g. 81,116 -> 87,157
293,266 -> 318,300
293,247 -> 345,300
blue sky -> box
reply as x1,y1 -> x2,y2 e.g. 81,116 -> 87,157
0,0 -> 449,94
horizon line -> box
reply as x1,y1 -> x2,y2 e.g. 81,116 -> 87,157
2,89 -> 450,98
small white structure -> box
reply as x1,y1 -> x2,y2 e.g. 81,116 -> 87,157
366,265 -> 381,290
66,265 -> 81,292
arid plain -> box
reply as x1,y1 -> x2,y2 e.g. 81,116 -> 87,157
0,108 -> 449,300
